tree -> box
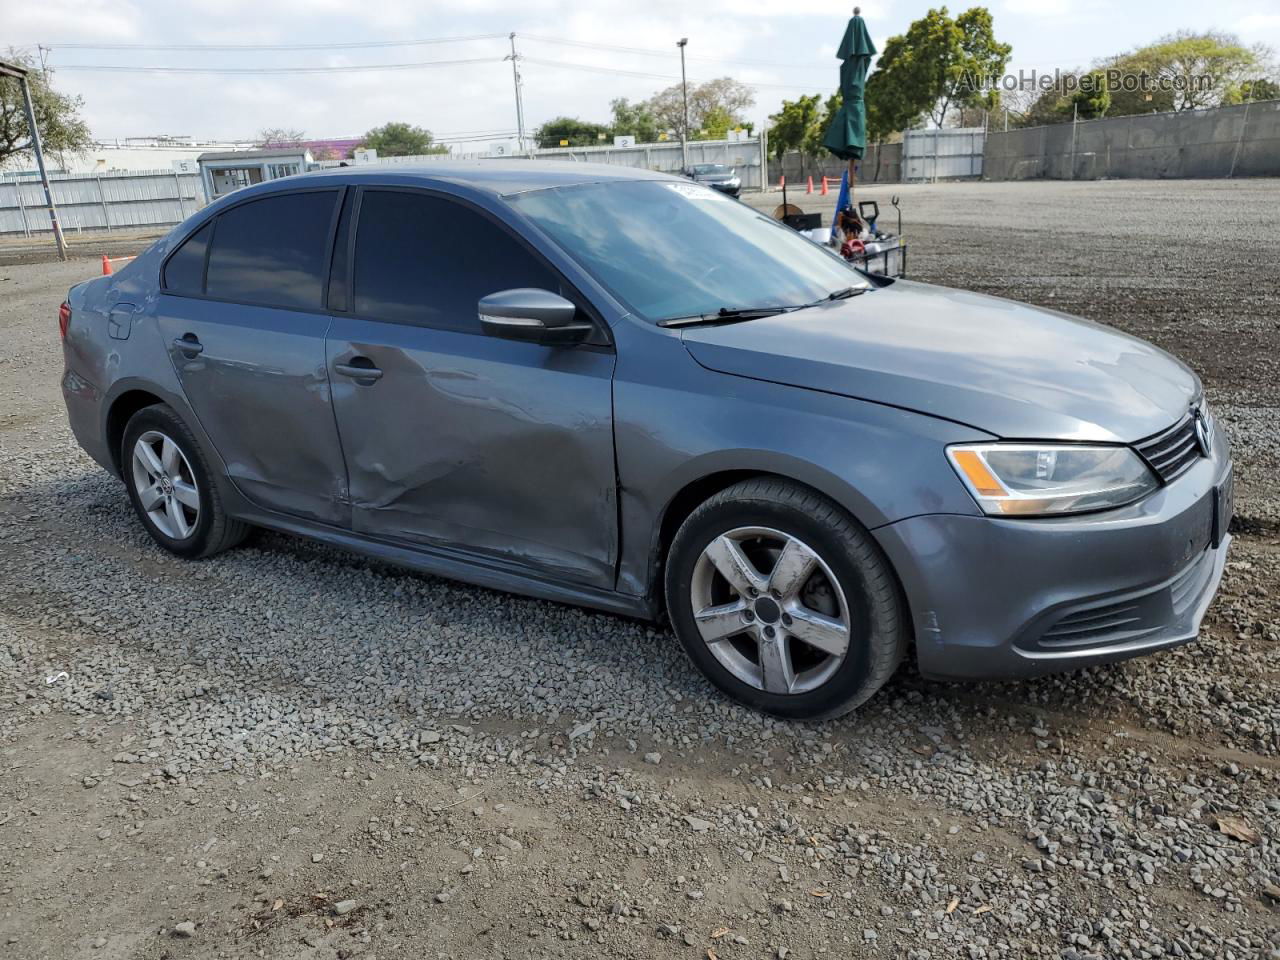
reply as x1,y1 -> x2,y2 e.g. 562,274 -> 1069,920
535,116 -> 611,148
767,94 -> 824,173
0,52 -> 91,169
1103,32 -> 1271,115
609,98 -> 659,143
256,127 -> 306,147
644,76 -> 755,142
1235,77 -> 1280,103
357,122 -> 444,157
696,105 -> 736,141
1014,70 -> 1111,126
869,6 -> 1012,129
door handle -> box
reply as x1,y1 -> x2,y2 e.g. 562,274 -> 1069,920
334,358 -> 383,383
174,334 -> 203,357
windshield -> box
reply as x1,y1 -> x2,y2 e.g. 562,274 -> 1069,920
693,164 -> 730,175
510,180 -> 868,323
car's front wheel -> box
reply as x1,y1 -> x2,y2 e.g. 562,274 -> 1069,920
121,403 -> 249,559
665,478 -> 907,719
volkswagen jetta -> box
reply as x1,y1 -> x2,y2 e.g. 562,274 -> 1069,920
59,162 -> 1233,718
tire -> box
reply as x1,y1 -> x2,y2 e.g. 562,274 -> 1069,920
665,478 -> 907,720
121,403 -> 250,559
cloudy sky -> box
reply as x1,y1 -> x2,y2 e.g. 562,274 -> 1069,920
6,0 -> 1278,148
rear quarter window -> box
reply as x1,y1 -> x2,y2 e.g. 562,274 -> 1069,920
162,222 -> 212,295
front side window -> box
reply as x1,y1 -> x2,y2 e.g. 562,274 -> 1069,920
510,180 -> 866,323
162,221 -> 212,295
352,189 -> 559,333
204,191 -> 339,310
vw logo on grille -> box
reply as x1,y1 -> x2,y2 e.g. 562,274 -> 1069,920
1192,407 -> 1213,457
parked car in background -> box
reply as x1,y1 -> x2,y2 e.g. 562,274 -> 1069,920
682,162 -> 741,197
59,162 -> 1232,719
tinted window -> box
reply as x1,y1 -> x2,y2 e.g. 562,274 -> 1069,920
205,191 -> 339,310
353,190 -> 558,332
163,222 -> 212,295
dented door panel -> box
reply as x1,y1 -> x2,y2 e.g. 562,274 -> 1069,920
156,296 -> 349,526
326,316 -> 617,589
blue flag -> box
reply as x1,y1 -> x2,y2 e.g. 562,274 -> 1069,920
829,169 -> 850,243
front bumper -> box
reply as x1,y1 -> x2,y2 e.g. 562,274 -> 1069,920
873,443 -> 1233,680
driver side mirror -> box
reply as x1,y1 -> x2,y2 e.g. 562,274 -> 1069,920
478,288 -> 593,346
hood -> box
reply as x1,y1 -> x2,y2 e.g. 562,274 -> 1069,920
680,280 -> 1199,443
696,173 -> 737,182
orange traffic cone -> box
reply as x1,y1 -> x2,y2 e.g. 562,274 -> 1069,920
101,254 -> 112,276
820,177 -> 829,196
778,174 -> 786,189
806,176 -> 814,194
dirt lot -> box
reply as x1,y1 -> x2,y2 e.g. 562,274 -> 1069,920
1,179 -> 1278,960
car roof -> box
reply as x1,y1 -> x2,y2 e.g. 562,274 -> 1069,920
268,159 -> 676,199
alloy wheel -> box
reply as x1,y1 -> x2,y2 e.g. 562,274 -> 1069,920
689,526 -> 852,695
130,430 -> 200,540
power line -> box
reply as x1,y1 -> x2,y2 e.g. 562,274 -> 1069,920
50,54 -> 824,89
520,34 -> 830,71
520,57 -> 825,91
53,57 -> 503,75
42,34 -> 507,52
42,31 -> 833,73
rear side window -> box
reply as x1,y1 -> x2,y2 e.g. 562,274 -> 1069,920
163,222 -> 212,295
205,191 -> 340,310
352,190 -> 558,333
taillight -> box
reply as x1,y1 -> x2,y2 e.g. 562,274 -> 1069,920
58,301 -> 71,339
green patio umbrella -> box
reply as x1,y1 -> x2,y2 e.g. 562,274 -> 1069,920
822,8 -> 876,187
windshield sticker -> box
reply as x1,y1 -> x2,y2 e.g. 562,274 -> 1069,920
665,182 -> 728,200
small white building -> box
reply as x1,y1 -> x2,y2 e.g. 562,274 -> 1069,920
196,147 -> 314,200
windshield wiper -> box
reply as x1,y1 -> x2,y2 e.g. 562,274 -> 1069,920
658,287 -> 868,328
658,305 -> 796,328
811,285 -> 867,304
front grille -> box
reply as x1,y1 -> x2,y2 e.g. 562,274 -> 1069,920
1135,413 -> 1202,483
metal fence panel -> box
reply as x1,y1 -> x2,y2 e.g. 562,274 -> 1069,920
533,138 -> 766,189
0,169 -> 205,236
368,139 -> 765,188
983,99 -> 1280,181
903,128 -> 985,181
775,143 -> 902,185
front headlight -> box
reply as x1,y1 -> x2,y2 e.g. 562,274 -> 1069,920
947,443 -> 1158,516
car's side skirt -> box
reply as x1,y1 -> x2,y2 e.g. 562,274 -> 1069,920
232,505 -> 659,622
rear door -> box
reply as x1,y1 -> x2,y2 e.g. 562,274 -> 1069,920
325,187 -> 618,588
156,188 -> 350,526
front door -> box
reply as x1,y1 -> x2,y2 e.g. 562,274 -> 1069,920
326,188 -> 618,588
155,189 -> 349,526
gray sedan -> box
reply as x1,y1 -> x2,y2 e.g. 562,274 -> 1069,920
59,162 -> 1232,719
683,162 -> 741,197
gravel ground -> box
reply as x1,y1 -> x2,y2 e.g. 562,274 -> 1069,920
1,179 -> 1278,960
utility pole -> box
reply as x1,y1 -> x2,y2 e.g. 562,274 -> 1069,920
506,33 -> 529,157
0,59 -> 67,261
677,38 -> 690,170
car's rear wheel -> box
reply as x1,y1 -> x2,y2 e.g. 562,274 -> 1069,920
121,404 -> 249,559
665,478 -> 907,719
